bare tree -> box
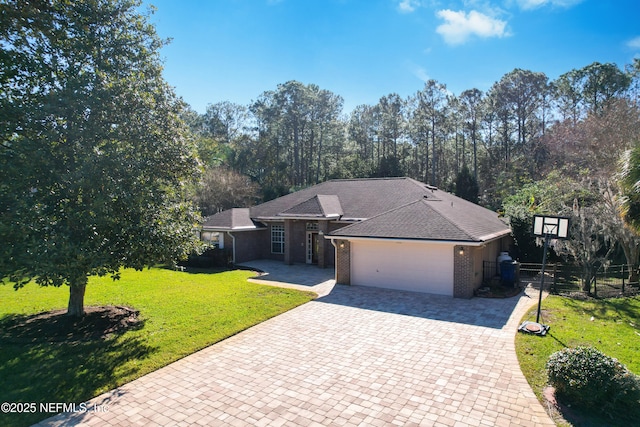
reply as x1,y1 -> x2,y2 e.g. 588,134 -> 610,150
194,167 -> 261,216
553,196 -> 616,294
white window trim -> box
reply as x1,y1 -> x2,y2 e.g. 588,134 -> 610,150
271,224 -> 285,254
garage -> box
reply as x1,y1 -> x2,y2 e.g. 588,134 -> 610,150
350,239 -> 455,296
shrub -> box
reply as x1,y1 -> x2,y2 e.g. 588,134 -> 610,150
546,346 -> 640,415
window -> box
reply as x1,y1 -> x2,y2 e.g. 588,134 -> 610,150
271,224 -> 285,254
306,222 -> 319,231
201,231 -> 223,249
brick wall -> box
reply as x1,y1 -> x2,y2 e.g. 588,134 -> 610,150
233,229 -> 268,264
453,245 -> 474,298
335,239 -> 351,285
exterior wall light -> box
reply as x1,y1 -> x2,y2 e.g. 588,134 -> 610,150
458,247 -> 465,256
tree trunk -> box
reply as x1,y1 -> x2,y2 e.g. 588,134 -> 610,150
581,265 -> 593,293
630,265 -> 639,286
67,277 -> 87,317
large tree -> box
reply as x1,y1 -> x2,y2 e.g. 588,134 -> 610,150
553,62 -> 631,120
458,88 -> 484,181
243,81 -> 344,195
0,0 -> 200,317
412,80 -> 447,186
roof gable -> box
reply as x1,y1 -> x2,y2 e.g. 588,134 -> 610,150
202,208 -> 262,230
278,195 -> 343,218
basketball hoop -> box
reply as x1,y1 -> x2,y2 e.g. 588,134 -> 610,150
527,215 -> 570,330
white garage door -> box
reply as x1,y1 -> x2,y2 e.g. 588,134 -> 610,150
351,240 -> 454,296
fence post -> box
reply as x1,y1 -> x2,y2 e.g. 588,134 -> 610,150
622,264 -> 625,293
552,263 -> 558,293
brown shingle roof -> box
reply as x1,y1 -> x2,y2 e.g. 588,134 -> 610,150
422,191 -> 510,241
250,177 -> 439,220
329,196 -> 510,242
278,195 -> 343,218
201,208 -> 263,230
203,178 -> 510,242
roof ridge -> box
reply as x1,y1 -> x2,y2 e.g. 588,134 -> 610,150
405,177 -> 439,192
425,194 -> 509,239
327,177 -> 409,183
279,194 -> 322,213
332,198 -> 431,234
417,198 -> 476,240
364,197 -> 428,220
312,194 -> 325,215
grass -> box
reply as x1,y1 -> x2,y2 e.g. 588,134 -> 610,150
515,295 -> 640,426
0,268 -> 315,427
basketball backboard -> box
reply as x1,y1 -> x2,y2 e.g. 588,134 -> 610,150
532,215 -> 570,239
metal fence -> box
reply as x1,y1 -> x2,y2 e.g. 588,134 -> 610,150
483,261 -> 640,299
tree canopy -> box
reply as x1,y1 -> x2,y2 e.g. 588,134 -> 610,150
189,62 -> 638,210
0,0 -> 201,316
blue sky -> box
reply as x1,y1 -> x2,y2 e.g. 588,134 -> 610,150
144,0 -> 640,115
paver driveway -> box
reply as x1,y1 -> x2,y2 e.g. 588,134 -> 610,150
36,281 -> 554,426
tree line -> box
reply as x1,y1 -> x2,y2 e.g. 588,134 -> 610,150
187,61 -> 640,213
189,61 -> 640,290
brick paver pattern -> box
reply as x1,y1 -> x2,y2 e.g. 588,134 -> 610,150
35,281 -> 554,427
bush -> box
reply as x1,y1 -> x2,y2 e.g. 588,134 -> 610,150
546,346 -> 640,415
180,248 -> 232,268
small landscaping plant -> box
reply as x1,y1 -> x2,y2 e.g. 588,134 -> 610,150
546,346 -> 640,417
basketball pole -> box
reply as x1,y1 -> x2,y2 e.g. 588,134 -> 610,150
536,233 -> 551,324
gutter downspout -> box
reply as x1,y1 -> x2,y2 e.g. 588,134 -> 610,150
330,239 -> 339,282
227,231 -> 236,264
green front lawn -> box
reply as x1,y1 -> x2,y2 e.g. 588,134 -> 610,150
515,295 -> 640,426
0,268 -> 315,427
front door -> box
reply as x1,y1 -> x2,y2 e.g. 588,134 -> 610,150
306,232 -> 319,264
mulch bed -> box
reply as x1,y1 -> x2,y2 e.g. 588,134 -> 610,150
0,305 -> 141,343
475,285 -> 523,298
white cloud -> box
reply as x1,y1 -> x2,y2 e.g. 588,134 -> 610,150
397,0 -> 419,13
412,65 -> 431,83
628,36 -> 640,50
436,9 -> 508,45
517,0 -> 547,9
516,0 -> 583,10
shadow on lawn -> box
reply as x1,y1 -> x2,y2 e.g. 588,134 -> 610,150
560,296 -> 640,331
548,390 -> 640,427
169,266 -> 235,274
0,309 -> 156,427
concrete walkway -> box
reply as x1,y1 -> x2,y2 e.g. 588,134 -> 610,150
35,262 -> 554,427
240,260 -> 337,297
